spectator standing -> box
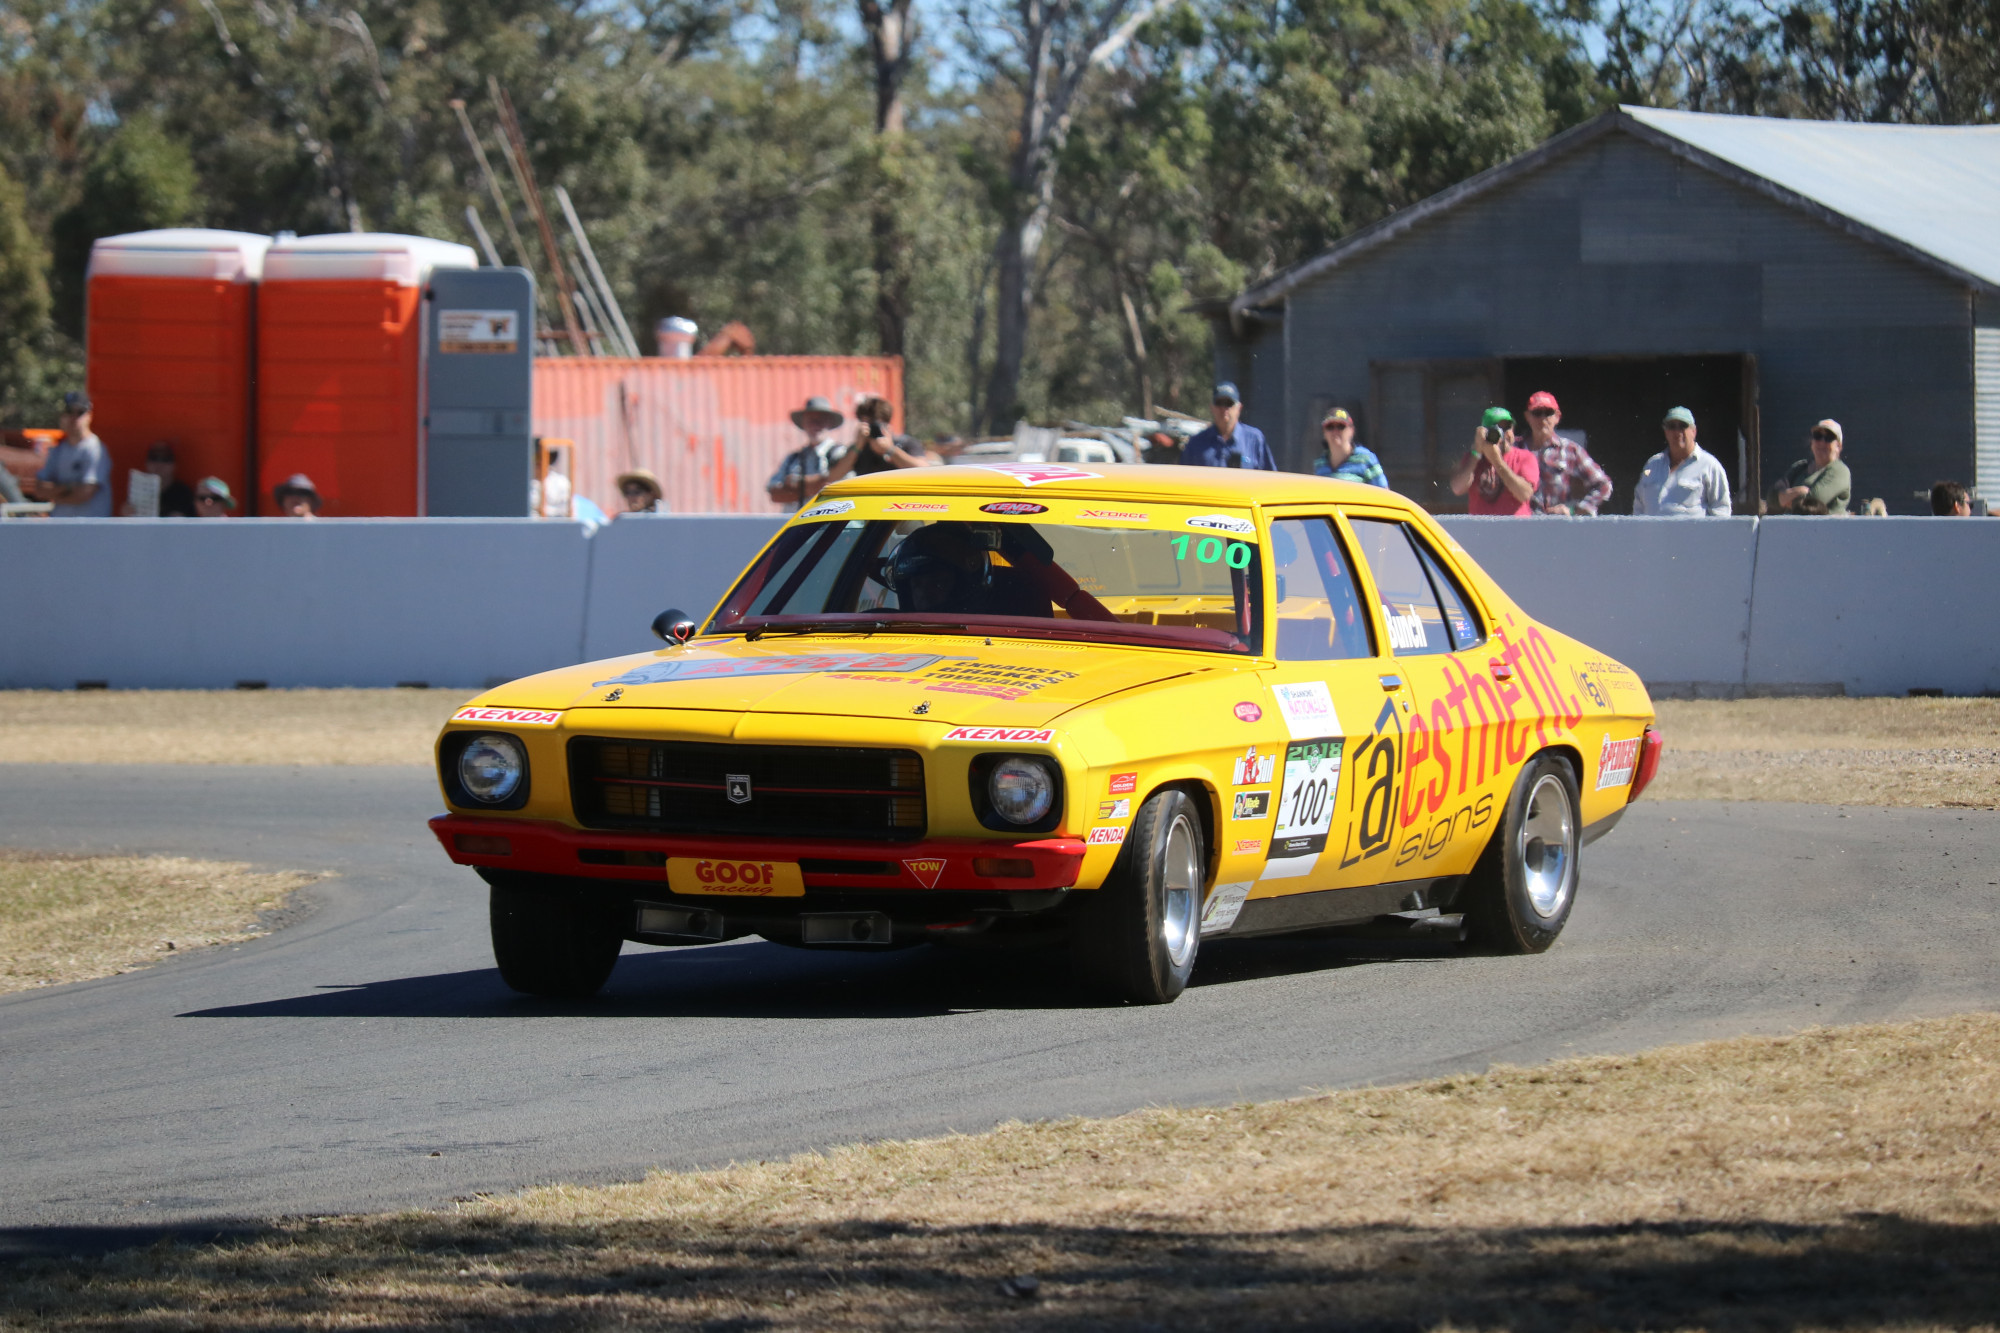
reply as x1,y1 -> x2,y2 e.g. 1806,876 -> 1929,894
615,469 -> 670,515
1182,383 -> 1276,470
1450,408 -> 1539,515
1769,419 -> 1852,515
1633,407 -> 1732,516
273,472 -> 323,518
1521,391 -> 1612,515
829,396 -> 926,479
192,477 -> 236,516
1931,481 -> 1972,516
30,392 -> 112,517
1312,408 -> 1389,487
766,396 -> 848,509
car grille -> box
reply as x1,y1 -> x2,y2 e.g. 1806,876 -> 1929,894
568,738 -> 926,841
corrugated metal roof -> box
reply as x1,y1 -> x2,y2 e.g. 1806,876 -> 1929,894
1231,106 -> 2000,316
1623,107 -> 2000,289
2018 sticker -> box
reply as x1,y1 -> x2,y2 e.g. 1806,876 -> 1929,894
797,498 -> 855,519
1234,701 -> 1263,723
1232,790 -> 1270,820
1097,798 -> 1131,820
1262,738 -> 1344,880
1231,748 -> 1276,785
942,725 -> 1055,743
1108,771 -> 1138,794
1597,734 -> 1641,788
1087,826 -> 1127,845
453,706 -> 561,726
979,500 -> 1048,515
1271,681 -> 1340,740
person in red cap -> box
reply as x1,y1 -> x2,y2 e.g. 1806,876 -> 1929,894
1521,391 -> 1612,516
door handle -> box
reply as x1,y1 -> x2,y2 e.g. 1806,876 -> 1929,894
1378,674 -> 1404,691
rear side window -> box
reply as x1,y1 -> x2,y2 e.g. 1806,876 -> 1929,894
1347,518 -> 1471,656
1412,537 -> 1483,650
1267,517 -> 1373,660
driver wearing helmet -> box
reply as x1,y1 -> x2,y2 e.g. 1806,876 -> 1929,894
883,523 -> 1043,617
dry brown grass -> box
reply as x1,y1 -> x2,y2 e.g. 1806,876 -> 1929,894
0,851 -> 320,993
1651,698 -> 2000,808
0,688 -> 471,765
5,1013 -> 1995,1329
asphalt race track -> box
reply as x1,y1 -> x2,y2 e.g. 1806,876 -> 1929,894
3,764 -> 1997,1254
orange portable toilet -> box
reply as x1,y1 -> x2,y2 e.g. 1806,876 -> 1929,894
258,234 -> 476,516
86,229 -> 270,512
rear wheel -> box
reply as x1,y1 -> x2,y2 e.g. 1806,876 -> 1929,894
488,875 -> 624,998
1069,789 -> 1205,1003
1461,754 -> 1580,954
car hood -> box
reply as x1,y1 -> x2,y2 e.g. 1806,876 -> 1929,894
473,635 -> 1218,729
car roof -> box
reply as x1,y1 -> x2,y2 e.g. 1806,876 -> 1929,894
823,462 -> 1421,513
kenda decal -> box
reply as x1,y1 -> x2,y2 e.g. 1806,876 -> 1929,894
941,726 -> 1056,743
453,706 -> 561,726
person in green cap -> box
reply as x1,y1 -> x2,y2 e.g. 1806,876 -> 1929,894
1448,407 -> 1539,515
191,476 -> 237,517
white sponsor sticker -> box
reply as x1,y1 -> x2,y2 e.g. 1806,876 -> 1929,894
1231,748 -> 1277,786
1200,881 -> 1254,935
1185,512 -> 1255,535
1271,681 -> 1341,740
1086,825 -> 1126,845
1096,798 -> 1131,820
1597,734 -> 1642,789
942,726 -> 1055,743
972,463 -> 1101,486
1262,739 -> 1342,881
453,706 -> 561,726
797,498 -> 856,520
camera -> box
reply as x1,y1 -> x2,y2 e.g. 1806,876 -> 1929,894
1482,425 -> 1503,445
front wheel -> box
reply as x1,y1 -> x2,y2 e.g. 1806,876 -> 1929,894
1461,753 -> 1580,954
488,875 -> 624,998
1069,788 -> 1206,1003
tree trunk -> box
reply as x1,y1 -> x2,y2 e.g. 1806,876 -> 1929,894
860,0 -> 913,358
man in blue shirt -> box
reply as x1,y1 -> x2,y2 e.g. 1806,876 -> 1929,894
1182,382 -> 1276,470
1311,408 -> 1389,487
31,392 -> 112,517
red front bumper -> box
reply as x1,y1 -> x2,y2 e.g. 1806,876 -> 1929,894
428,814 -> 1087,892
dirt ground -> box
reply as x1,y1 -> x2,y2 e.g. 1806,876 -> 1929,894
3,1011 -> 1993,1329
4,690 -> 1997,808
0,852 -> 319,994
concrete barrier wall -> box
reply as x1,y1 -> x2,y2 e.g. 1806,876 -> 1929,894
4,512 -> 1991,694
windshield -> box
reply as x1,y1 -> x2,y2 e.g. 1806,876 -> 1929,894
711,511 -> 1264,654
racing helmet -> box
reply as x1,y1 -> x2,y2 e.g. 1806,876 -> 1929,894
882,523 -> 992,612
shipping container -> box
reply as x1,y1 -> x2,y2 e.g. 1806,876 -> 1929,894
534,356 -> 903,515
85,229 -> 271,512
257,234 -> 476,516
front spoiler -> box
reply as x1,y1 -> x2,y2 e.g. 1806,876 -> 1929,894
428,814 -> 1087,893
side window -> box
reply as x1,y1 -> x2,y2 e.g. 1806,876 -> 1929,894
1347,517 -> 1453,656
1268,517 -> 1374,660
1412,537 -> 1484,650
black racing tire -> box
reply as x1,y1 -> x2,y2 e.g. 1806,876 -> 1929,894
1461,753 -> 1581,954
1068,788 -> 1206,1003
488,875 -> 624,998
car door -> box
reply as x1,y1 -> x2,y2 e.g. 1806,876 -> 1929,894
1242,511 -> 1416,902
1339,509 -> 1536,878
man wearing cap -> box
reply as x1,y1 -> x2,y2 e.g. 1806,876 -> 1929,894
273,473 -> 323,519
1521,391 -> 1612,516
1182,383 -> 1276,470
1633,407 -> 1732,516
1768,420 -> 1851,515
1449,408 -> 1539,515
192,477 -> 237,517
767,396 -> 849,509
1312,408 -> 1388,487
616,468 -> 670,515
29,392 -> 112,518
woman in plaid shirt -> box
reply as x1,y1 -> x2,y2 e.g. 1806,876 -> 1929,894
1522,391 -> 1613,515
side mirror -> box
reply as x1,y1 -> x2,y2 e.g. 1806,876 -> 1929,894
651,609 -> 697,644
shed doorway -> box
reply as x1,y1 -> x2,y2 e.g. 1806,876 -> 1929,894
1368,354 -> 1759,513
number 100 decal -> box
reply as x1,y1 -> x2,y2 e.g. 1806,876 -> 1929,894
1262,738 -> 1343,880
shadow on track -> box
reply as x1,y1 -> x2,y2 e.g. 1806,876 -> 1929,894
179,933 -> 1450,1021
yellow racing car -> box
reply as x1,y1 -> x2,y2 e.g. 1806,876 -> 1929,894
430,463 -> 1662,1003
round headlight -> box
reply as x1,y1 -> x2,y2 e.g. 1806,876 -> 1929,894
458,733 -> 525,804
989,756 -> 1054,825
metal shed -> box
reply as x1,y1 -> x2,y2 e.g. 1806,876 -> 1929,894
1212,106 -> 2000,514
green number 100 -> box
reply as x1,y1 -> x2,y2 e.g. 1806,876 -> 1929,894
1171,535 -> 1254,569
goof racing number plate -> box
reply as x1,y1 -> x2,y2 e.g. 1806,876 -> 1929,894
666,857 -> 806,897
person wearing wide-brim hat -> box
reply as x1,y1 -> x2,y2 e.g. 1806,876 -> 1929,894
615,467 -> 669,515
768,395 -> 850,510
273,472 -> 322,518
